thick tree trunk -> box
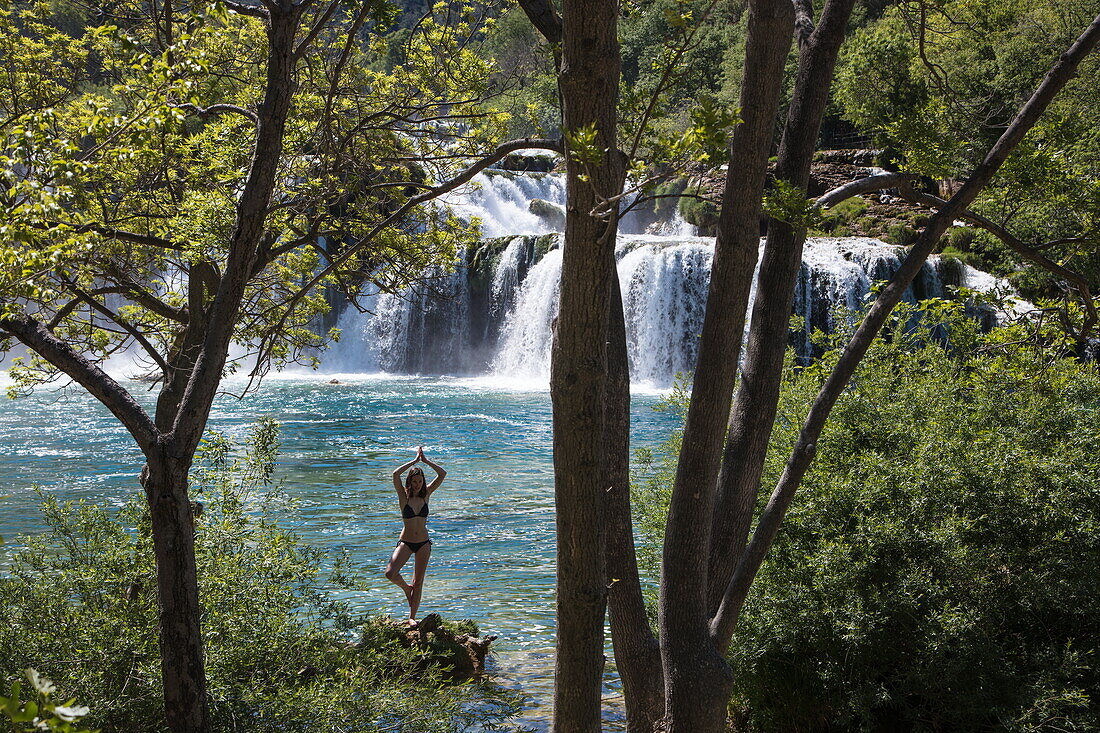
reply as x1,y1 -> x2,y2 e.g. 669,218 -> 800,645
550,0 -> 623,729
656,1 -> 793,729
708,0 -> 857,616
605,274 -> 664,732
142,454 -> 209,733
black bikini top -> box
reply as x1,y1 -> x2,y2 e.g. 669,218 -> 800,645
402,501 -> 429,519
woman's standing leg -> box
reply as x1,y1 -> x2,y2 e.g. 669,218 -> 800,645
408,543 -> 432,621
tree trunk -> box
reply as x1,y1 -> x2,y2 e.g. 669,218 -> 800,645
656,1 -> 793,729
710,8 -> 1100,651
550,0 -> 623,729
142,454 -> 209,733
708,0 -> 857,615
605,274 -> 664,732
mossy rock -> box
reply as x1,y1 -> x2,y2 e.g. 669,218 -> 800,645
529,198 -> 565,230
533,233 -> 559,259
500,153 -> 558,172
362,614 -> 497,682
678,194 -> 719,235
651,177 -> 689,219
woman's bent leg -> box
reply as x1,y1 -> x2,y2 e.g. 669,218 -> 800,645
384,542 -> 413,599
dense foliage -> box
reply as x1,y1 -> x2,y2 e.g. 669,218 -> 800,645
634,301 -> 1100,730
834,0 -> 1100,299
0,0 -> 505,387
0,419 -> 523,733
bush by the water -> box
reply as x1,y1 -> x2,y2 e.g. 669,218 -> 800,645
634,301 -> 1100,731
0,419 -> 523,732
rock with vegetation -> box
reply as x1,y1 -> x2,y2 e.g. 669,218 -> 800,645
365,615 -> 497,682
528,197 -> 566,230
500,152 -> 559,172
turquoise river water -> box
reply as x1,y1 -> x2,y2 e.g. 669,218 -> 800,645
0,372 -> 679,730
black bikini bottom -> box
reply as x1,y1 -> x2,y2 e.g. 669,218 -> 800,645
399,538 -> 432,553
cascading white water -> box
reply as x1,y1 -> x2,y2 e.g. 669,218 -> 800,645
492,246 -> 563,378
489,236 -> 716,385
442,171 -> 565,237
490,236 -> 530,321
321,168 -> 1016,386
326,251 -> 472,374
617,236 -> 714,385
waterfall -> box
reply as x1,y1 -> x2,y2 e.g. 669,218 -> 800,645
441,171 -> 565,237
326,251 -> 472,374
320,169 -> 1015,386
492,245 -> 563,378
617,236 -> 713,385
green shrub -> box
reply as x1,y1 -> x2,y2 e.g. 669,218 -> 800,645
0,419 -> 523,733
885,222 -> 919,245
856,215 -> 881,236
938,245 -> 981,269
634,303 -> 1100,731
678,195 -> 720,233
819,197 -> 870,234
947,225 -> 977,250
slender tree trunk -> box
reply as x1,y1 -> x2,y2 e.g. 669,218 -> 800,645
656,1 -> 793,729
550,0 -> 623,729
142,453 -> 208,733
605,274 -> 664,732
708,0 -> 856,613
710,9 -> 1100,650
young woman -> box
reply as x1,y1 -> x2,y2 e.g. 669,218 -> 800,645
384,445 -> 446,624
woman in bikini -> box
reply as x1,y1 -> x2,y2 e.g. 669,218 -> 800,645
384,445 -> 445,623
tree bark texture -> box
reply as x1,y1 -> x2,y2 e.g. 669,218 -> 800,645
708,0 -> 856,620
550,0 -> 623,729
142,454 -> 209,733
605,274 -> 664,732
656,1 -> 793,729
711,11 -> 1100,649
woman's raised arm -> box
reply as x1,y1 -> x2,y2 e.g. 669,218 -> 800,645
392,452 -> 419,494
419,446 -> 447,496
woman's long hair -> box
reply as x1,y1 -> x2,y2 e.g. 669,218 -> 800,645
405,467 -> 426,498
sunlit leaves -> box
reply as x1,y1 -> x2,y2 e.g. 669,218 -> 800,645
0,0 -> 511,392
0,670 -> 96,733
763,179 -> 822,231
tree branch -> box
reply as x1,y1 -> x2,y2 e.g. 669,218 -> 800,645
175,103 -> 258,124
223,0 -> 268,19
109,274 -> 189,324
793,0 -> 815,47
62,278 -> 172,378
0,312 -> 160,454
815,171 -> 922,207
899,188 -> 1098,339
517,0 -> 562,45
293,0 -> 341,59
55,222 -> 183,250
